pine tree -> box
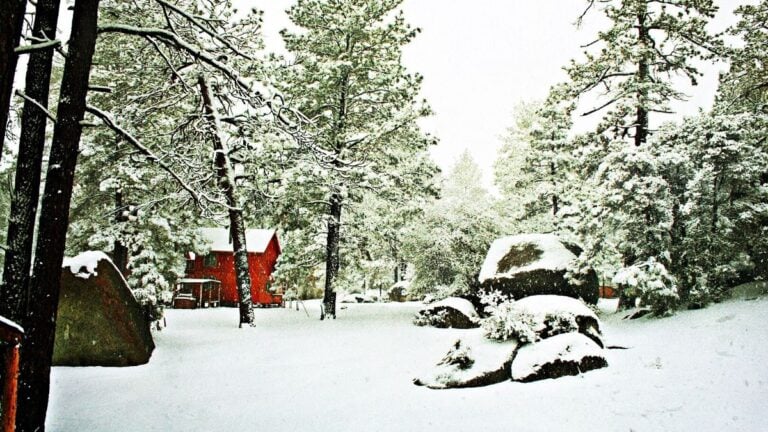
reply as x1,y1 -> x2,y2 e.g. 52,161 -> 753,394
404,151 -> 501,298
568,0 -> 722,146
279,0 -> 431,318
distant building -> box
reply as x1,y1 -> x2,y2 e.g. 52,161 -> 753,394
181,228 -> 283,307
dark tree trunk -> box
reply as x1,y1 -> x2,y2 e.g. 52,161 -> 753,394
113,188 -> 129,275
634,5 -> 650,147
0,0 -> 62,325
17,0 -> 100,429
0,0 -> 27,151
322,192 -> 342,319
198,76 -> 254,327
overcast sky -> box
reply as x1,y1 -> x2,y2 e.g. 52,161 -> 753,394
259,0 -> 746,189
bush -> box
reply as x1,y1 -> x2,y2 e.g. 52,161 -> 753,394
613,258 -> 678,315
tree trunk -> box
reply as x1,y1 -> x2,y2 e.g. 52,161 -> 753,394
0,0 -> 27,151
113,187 -> 129,275
322,192 -> 342,319
17,0 -> 100,429
198,75 -> 254,327
0,0 -> 61,325
634,4 -> 650,147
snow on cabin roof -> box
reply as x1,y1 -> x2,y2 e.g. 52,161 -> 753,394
200,228 -> 278,253
478,233 -> 576,283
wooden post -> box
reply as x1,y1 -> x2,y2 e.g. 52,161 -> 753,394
2,343 -> 20,432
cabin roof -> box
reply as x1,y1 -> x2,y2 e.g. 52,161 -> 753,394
200,228 -> 279,254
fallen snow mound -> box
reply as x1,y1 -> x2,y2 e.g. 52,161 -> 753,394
414,297 -> 480,329
477,234 -> 599,304
511,332 -> 607,382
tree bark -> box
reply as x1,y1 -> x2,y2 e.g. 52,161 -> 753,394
198,75 -> 254,327
0,0 -> 27,151
0,0 -> 62,325
17,0 -> 100,429
113,187 -> 129,275
322,192 -> 342,319
634,3 -> 650,147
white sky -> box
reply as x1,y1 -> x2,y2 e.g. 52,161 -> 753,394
259,0 -> 746,190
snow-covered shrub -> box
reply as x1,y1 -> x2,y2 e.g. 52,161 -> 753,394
478,291 -> 600,344
414,297 -> 480,329
413,308 -> 450,327
437,340 -> 474,370
613,258 -> 678,315
480,300 -> 538,343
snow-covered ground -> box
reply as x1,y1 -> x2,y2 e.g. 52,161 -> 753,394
47,297 -> 768,431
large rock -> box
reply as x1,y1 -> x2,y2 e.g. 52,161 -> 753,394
507,295 -> 603,347
414,297 -> 479,329
414,331 -> 518,389
54,251 -> 155,366
511,333 -> 607,382
477,234 -> 599,304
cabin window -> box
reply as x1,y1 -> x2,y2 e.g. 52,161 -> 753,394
185,260 -> 194,273
203,254 -> 217,267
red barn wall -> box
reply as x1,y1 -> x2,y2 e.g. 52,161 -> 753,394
185,235 -> 281,306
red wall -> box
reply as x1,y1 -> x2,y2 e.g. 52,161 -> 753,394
185,235 -> 282,306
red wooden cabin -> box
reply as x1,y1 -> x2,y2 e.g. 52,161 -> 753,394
183,228 -> 283,307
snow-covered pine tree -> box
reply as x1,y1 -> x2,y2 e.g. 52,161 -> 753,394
88,0 -> 276,326
403,151 -> 501,299
279,0 -> 431,318
719,0 -> 768,114
495,84 -> 578,234
568,0 -> 723,146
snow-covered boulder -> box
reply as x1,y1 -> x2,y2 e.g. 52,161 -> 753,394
511,333 -> 607,382
477,234 -> 599,304
497,295 -> 603,347
56,251 -> 155,366
414,331 -> 518,389
414,297 -> 480,329
389,280 -> 410,302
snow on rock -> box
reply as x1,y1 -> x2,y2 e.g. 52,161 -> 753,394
414,330 -> 518,389
62,251 -> 112,279
477,233 -> 599,304
479,234 -> 575,281
511,333 -> 607,382
414,297 -> 480,329
481,295 -> 603,347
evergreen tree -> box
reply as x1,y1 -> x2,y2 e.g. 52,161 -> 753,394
568,0 -> 722,146
719,0 -> 768,113
279,0 -> 431,318
404,151 -> 501,299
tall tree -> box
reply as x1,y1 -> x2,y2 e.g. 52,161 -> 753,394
719,0 -> 768,113
0,0 -> 27,148
568,0 -> 722,146
0,0 -> 62,325
404,151 -> 501,298
18,0 -> 101,429
280,0 -> 430,318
